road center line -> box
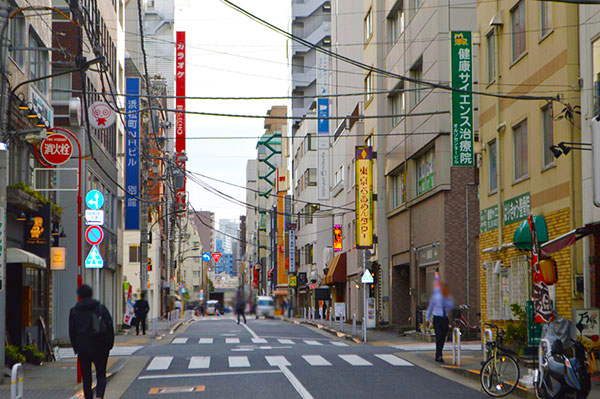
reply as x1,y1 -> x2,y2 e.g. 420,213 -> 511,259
241,322 -> 259,339
138,370 -> 281,380
278,365 -> 314,399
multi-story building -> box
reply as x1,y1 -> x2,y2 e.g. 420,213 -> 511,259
217,218 -> 239,254
290,0 -> 330,136
478,0 -> 581,327
193,210 -> 215,256
245,160 -> 258,294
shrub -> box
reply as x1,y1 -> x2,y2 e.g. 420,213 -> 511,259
21,344 -> 45,365
505,304 -> 528,351
5,344 -> 25,366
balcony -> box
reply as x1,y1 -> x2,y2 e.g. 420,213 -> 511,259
292,22 -> 331,55
292,69 -> 317,91
292,0 -> 329,19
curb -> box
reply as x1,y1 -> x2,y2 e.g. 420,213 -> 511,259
280,317 -> 363,344
169,321 -> 183,335
70,357 -> 128,399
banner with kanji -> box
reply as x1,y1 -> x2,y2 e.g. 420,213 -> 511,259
175,31 -> 186,210
450,31 -> 474,166
355,146 -> 373,249
528,215 -> 554,323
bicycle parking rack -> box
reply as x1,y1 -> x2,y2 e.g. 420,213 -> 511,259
483,328 -> 493,359
11,363 -> 24,399
452,327 -> 462,366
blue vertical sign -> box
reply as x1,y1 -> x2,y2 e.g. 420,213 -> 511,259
317,98 -> 329,136
125,78 -> 140,230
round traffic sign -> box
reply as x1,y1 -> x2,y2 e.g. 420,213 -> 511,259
85,190 -> 104,210
202,252 -> 211,262
40,134 -> 73,165
85,225 -> 104,246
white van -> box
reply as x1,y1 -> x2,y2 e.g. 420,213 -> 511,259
256,296 -> 274,318
206,300 -> 219,316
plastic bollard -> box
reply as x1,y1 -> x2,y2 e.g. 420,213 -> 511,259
352,314 -> 357,336
11,363 -> 24,399
452,328 -> 461,366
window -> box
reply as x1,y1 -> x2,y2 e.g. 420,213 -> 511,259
416,149 -> 435,196
364,8 -> 372,42
193,285 -> 200,293
334,165 -> 344,187
488,140 -> 498,193
8,6 -> 25,67
513,120 -> 528,181
511,0 -> 526,61
129,245 -> 140,262
364,71 -> 373,103
540,0 -> 552,38
411,58 -> 423,107
389,7 -> 404,44
29,31 -> 49,93
389,169 -> 406,209
390,85 -> 404,127
542,105 -> 554,168
485,257 -> 529,321
52,72 -> 71,102
304,134 -> 316,151
487,31 -> 496,83
304,168 -> 317,186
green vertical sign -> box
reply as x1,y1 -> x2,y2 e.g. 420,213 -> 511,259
451,31 -> 474,166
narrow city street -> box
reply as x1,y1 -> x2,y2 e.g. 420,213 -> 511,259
117,318 -> 505,399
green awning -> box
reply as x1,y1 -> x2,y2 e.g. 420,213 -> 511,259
513,215 -> 549,251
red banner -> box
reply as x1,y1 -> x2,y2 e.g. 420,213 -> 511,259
528,215 -> 554,323
175,31 -> 186,204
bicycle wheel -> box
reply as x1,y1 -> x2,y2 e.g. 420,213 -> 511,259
480,354 -> 520,397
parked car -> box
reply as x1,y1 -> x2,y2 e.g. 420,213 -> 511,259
206,300 -> 219,316
256,296 -> 274,318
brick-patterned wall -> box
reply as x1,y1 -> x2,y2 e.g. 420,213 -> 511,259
479,207 -> 573,332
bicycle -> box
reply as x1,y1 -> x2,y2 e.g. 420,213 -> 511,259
454,304 -> 481,340
480,323 -> 521,397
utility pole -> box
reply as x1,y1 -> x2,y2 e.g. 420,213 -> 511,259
139,136 -> 149,296
0,0 -> 11,384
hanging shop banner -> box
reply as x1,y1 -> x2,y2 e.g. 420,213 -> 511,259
317,148 -> 330,200
175,31 -> 186,206
333,224 -> 342,252
125,77 -> 140,230
50,247 -> 66,271
450,31 -> 474,166
288,229 -> 296,274
528,215 -> 554,323
356,146 -> 373,249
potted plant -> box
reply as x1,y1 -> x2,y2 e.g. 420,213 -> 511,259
5,344 -> 25,367
505,304 -> 528,355
21,345 -> 45,365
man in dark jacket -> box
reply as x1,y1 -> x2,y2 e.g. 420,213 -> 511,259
134,292 -> 150,335
69,285 -> 114,399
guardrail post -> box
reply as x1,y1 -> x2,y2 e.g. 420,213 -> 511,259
352,314 -> 357,336
483,328 -> 493,359
11,363 -> 23,399
329,312 -> 332,328
452,328 -> 461,366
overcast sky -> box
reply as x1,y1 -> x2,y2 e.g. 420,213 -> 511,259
174,0 -> 290,222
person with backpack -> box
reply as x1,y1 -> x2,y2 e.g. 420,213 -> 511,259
134,292 -> 150,335
69,284 -> 114,399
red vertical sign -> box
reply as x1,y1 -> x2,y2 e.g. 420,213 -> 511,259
175,31 -> 186,209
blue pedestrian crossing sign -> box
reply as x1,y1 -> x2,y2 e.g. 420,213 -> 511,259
202,252 -> 211,262
85,190 -> 104,210
85,245 -> 104,269
361,270 -> 374,284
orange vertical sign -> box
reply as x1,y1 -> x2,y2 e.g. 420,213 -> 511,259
355,146 -> 373,249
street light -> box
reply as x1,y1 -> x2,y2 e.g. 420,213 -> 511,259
550,141 -> 591,158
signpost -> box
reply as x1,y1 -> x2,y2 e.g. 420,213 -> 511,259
85,190 -> 104,210
84,210 -> 104,226
40,133 -> 73,166
211,252 -> 222,263
85,225 -> 104,246
85,246 -> 104,269
202,252 -> 211,262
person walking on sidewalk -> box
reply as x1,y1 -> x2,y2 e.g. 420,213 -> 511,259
426,283 -> 454,363
69,284 -> 114,399
134,292 -> 150,335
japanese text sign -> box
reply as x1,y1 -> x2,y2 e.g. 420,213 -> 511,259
355,146 -> 373,249
504,193 -> 530,225
450,31 -> 474,166
125,77 -> 140,230
176,31 -> 186,209
333,224 -> 342,252
40,134 -> 72,165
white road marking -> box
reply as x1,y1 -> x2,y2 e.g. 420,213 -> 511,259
189,356 -> 210,369
266,356 -> 290,367
302,355 -> 331,366
199,338 -> 213,344
226,338 -> 240,344
147,356 -> 173,371
138,370 -> 280,380
339,355 -> 372,366
252,338 -> 268,344
241,322 -> 260,339
171,338 -> 188,344
330,341 -> 348,347
278,364 -> 315,399
304,340 -> 322,346
229,356 -> 250,367
278,339 -> 295,345
374,354 -> 413,366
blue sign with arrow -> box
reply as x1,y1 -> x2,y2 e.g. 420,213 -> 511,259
85,190 -> 104,210
85,245 -> 104,269
202,252 -> 211,262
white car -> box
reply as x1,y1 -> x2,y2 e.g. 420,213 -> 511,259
206,300 -> 219,316
256,296 -> 274,318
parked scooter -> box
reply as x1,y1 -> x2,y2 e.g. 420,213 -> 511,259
534,316 -> 591,398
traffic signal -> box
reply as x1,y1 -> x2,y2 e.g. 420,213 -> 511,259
147,258 -> 152,272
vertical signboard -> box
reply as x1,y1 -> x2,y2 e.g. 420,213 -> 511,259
450,31 -> 474,166
317,148 -> 330,200
333,224 -> 342,252
288,229 -> 296,274
175,31 -> 186,210
317,51 -> 330,200
355,146 -> 373,249
125,77 -> 140,230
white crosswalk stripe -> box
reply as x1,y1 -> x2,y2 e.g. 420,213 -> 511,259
303,340 -> 322,346
57,346 -> 143,359
172,338 -> 188,344
302,355 -> 331,366
265,356 -> 290,367
226,338 -> 240,344
199,338 -> 213,344
252,338 -> 268,344
330,341 -> 348,347
375,354 -> 413,366
277,339 -> 295,345
189,356 -> 210,369
229,356 -> 250,367
339,355 -> 372,366
147,356 -> 173,371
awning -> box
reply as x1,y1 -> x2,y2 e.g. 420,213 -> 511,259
323,253 -> 347,285
541,223 -> 600,256
513,215 -> 549,251
6,248 -> 46,268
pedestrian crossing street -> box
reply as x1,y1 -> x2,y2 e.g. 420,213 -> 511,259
143,353 -> 413,371
170,337 -> 349,347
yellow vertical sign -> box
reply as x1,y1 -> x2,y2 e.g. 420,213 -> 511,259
355,146 -> 373,248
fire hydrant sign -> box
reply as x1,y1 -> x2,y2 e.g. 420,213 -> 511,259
88,102 -> 116,129
40,133 -> 73,165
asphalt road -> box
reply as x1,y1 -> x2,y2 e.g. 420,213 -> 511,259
120,317 -> 490,398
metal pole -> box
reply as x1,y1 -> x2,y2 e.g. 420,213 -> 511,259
363,249 -> 367,343
352,314 -> 357,336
